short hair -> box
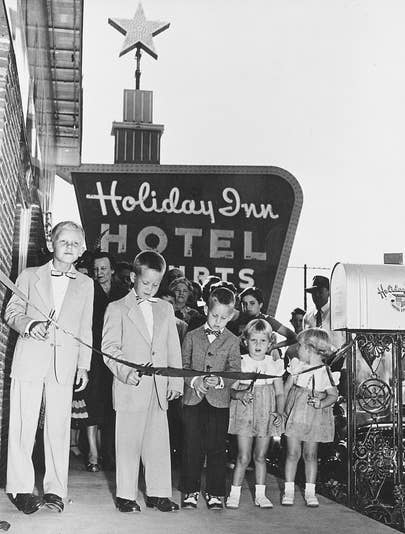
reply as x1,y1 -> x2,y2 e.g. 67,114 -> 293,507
201,275 -> 221,304
51,221 -> 85,244
208,286 -> 235,310
243,318 -> 273,342
92,251 -> 116,270
298,328 -> 331,358
133,250 -> 166,275
157,287 -> 176,299
291,307 -> 306,317
211,280 -> 237,295
115,261 -> 132,274
239,286 -> 264,305
190,280 -> 202,300
169,276 -> 193,293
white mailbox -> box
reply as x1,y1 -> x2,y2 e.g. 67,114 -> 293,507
330,263 -> 405,331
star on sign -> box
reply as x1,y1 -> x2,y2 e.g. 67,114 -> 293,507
108,3 -> 170,60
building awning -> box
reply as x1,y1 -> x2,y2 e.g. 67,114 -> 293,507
47,0 -> 83,167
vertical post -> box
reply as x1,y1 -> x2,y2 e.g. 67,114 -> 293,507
347,331 -> 355,508
304,263 -> 308,310
135,46 -> 142,90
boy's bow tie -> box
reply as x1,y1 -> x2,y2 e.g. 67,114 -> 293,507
51,269 -> 76,279
136,295 -> 158,304
205,328 -> 221,338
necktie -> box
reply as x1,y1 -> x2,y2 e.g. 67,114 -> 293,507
205,328 -> 221,338
51,269 -> 76,279
315,310 -> 322,327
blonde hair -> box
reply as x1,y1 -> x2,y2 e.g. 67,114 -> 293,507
298,328 -> 331,359
243,318 -> 273,342
51,221 -> 85,244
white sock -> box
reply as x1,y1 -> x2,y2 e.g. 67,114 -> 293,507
255,484 -> 265,497
229,485 -> 241,496
305,483 -> 316,496
284,482 -> 295,494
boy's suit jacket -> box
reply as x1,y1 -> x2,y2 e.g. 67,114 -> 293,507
182,325 -> 241,408
102,291 -> 183,412
5,261 -> 94,385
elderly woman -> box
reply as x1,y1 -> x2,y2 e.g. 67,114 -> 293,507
169,276 -> 202,325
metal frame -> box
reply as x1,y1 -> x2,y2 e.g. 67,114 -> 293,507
346,331 -> 405,530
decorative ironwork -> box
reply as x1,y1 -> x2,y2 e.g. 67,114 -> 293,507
346,332 -> 404,531
357,378 -> 392,414
356,333 -> 393,372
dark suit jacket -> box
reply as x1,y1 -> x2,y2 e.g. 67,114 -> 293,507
182,326 -> 240,408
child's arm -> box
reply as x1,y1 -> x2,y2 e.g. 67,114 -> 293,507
77,279 -> 94,372
166,303 -> 183,399
181,333 -> 208,397
102,302 -> 140,386
5,269 -> 39,336
309,386 -> 338,409
283,372 -> 294,400
272,377 -> 285,426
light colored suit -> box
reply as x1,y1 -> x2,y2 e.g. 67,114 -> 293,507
4,261 -> 93,497
102,291 -> 183,500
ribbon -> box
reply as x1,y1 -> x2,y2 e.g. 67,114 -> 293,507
0,269 -> 342,382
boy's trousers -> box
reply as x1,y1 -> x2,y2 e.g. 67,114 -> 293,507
115,385 -> 172,500
181,398 -> 229,496
7,368 -> 72,497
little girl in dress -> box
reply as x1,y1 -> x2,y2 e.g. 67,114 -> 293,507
282,328 -> 339,507
226,319 -> 285,509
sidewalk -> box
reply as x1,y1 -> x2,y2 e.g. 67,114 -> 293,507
0,457 -> 397,534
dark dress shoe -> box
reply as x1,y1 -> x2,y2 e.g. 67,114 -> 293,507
145,496 -> 179,512
43,493 -> 64,512
86,462 -> 101,472
11,493 -> 42,514
116,497 -> 141,513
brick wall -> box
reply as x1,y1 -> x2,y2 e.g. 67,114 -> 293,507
0,4 -> 33,483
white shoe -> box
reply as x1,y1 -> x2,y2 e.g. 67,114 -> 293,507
281,493 -> 294,506
226,493 -> 240,509
305,494 -> 319,507
182,492 -> 199,509
255,495 -> 273,508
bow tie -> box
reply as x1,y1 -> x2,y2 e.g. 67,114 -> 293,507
51,269 -> 76,279
136,295 -> 158,304
205,328 -> 221,338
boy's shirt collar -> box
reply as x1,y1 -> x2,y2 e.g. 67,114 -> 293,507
49,261 -> 76,279
204,322 -> 224,335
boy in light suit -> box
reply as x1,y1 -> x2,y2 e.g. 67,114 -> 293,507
181,286 -> 241,510
5,221 -> 93,514
102,251 -> 183,513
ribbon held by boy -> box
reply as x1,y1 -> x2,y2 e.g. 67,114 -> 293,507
0,269 -> 351,382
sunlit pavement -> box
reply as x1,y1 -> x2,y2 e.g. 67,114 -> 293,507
0,455 -> 397,534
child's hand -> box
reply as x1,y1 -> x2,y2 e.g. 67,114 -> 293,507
307,397 -> 321,409
204,375 -> 220,388
193,376 -> 208,398
271,412 -> 283,426
28,321 -> 49,341
127,370 -> 141,386
237,390 -> 253,405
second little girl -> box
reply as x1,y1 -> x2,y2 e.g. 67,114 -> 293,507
226,319 -> 285,509
282,327 -> 339,507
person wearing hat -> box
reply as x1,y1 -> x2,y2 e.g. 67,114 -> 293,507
303,275 -> 345,364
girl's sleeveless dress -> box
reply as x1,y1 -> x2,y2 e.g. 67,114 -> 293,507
228,354 -> 285,438
284,358 -> 340,443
